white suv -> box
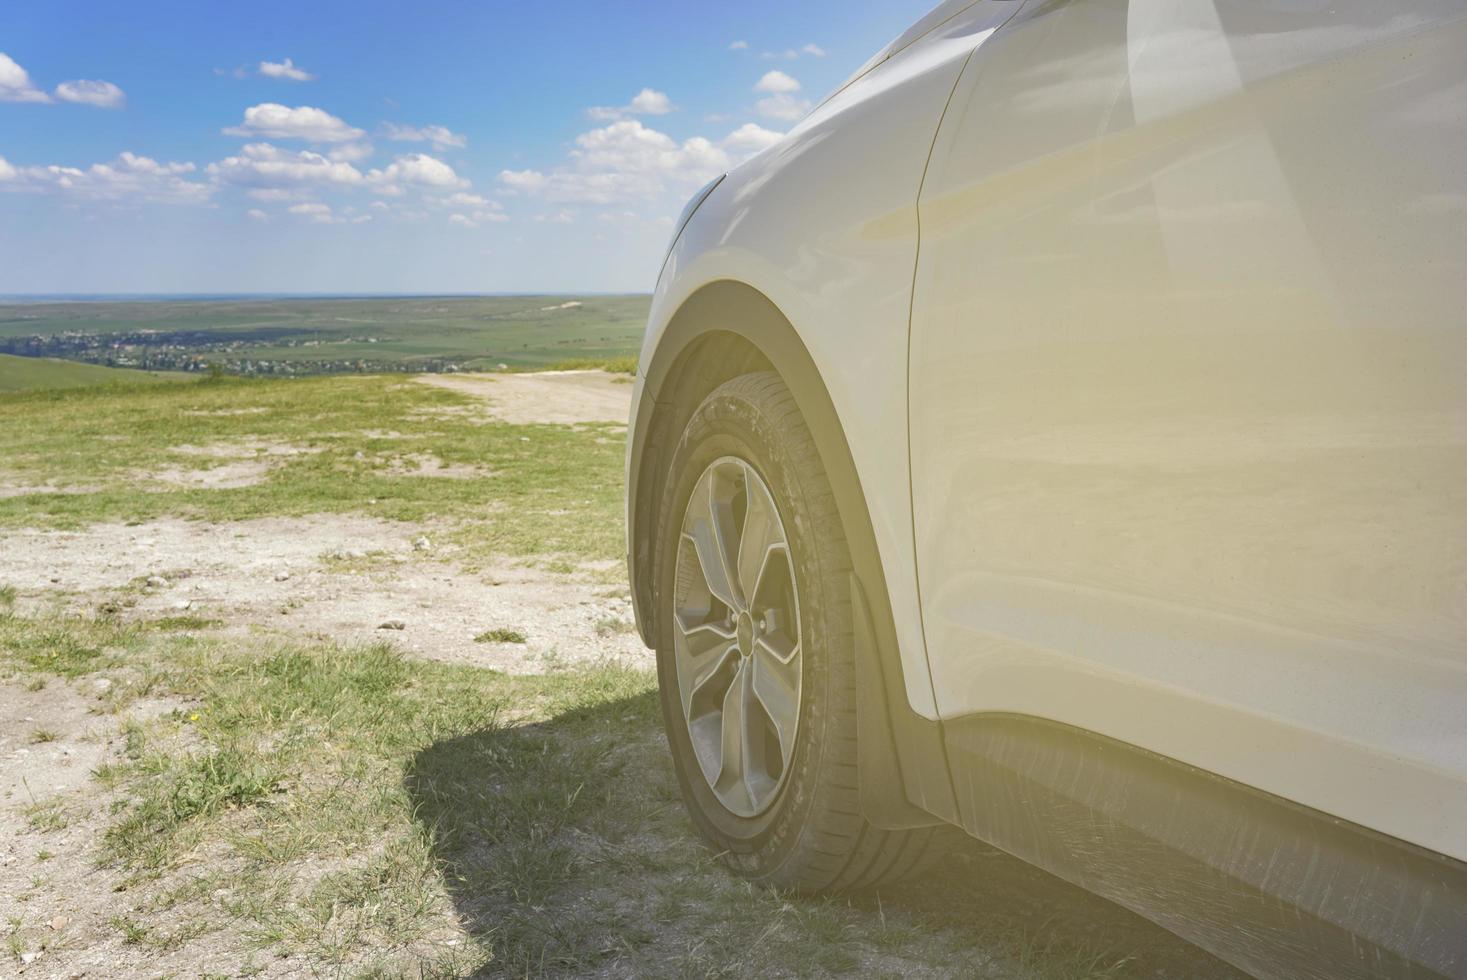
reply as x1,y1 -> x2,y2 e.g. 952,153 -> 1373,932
625,2 -> 1467,977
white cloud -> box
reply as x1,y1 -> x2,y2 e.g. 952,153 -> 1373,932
439,191 -> 495,208
0,151 -> 211,203
289,202 -> 335,223
754,70 -> 801,94
497,120 -> 776,206
224,103 -> 365,143
762,46 -> 825,61
369,200 -> 390,211
722,122 -> 784,156
207,142 -> 364,195
629,89 -> 673,115
449,207 -> 509,228
54,79 -> 126,108
537,209 -> 575,224
382,122 -> 467,150
259,58 -> 315,82
328,142 -> 375,163
757,93 -> 811,121
367,153 -> 468,190
587,88 -> 675,122
498,169 -> 548,194
0,53 -> 50,103
246,208 -> 269,221
729,40 -> 749,51
753,73 -> 810,121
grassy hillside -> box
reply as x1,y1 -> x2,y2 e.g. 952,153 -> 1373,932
0,373 -> 626,562
0,295 -> 651,376
0,353 -> 194,393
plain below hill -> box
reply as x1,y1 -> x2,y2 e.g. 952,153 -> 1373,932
0,353 -> 195,393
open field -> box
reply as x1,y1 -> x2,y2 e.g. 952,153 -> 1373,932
0,372 -> 1240,978
0,354 -> 192,394
0,295 -> 649,377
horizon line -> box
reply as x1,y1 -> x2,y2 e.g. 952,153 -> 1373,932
0,291 -> 653,302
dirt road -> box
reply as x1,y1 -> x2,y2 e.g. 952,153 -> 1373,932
416,369 -> 633,426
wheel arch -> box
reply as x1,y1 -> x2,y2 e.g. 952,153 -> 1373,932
629,279 -> 958,827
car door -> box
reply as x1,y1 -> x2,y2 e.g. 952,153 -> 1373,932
908,0 -> 1467,861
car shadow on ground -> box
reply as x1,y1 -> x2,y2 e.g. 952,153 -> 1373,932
406,688 -> 1247,979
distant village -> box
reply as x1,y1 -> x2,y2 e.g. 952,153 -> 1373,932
0,329 -> 475,376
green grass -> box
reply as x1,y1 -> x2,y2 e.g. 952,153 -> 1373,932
534,355 -> 638,375
474,627 -> 528,645
0,353 -> 194,392
0,608 -> 1217,979
0,374 -> 626,563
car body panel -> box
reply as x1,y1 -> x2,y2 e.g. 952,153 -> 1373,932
632,2 -> 1024,718
909,0 -> 1467,861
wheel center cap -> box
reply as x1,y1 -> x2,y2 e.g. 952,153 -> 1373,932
736,611 -> 756,657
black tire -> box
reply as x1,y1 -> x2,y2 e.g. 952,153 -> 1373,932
654,370 -> 943,892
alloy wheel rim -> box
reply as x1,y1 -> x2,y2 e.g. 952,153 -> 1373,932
673,456 -> 802,818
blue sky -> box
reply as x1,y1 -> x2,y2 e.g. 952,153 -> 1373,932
0,0 -> 934,295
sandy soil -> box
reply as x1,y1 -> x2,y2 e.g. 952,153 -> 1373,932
0,509 -> 643,977
416,369 -> 633,425
1,515 -> 643,674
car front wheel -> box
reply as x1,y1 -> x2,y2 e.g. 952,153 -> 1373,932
654,370 -> 943,891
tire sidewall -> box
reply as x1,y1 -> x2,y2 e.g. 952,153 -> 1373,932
654,380 -> 838,877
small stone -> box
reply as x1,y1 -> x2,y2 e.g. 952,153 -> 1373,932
49,915 -> 69,930
20,951 -> 42,964
145,575 -> 169,589
378,618 -> 407,631
172,600 -> 192,611
412,536 -> 431,552
49,576 -> 60,584
93,678 -> 113,694
367,498 -> 378,505
274,571 -> 291,582
346,548 -> 367,560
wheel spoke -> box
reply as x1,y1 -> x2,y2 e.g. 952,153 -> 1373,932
675,611 -> 735,657
752,641 -> 800,766
736,462 -> 785,602
715,659 -> 752,810
681,639 -> 738,709
681,470 -> 742,611
751,543 -> 792,615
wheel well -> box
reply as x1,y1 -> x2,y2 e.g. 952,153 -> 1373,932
630,328 -> 772,649
628,279 -> 959,828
